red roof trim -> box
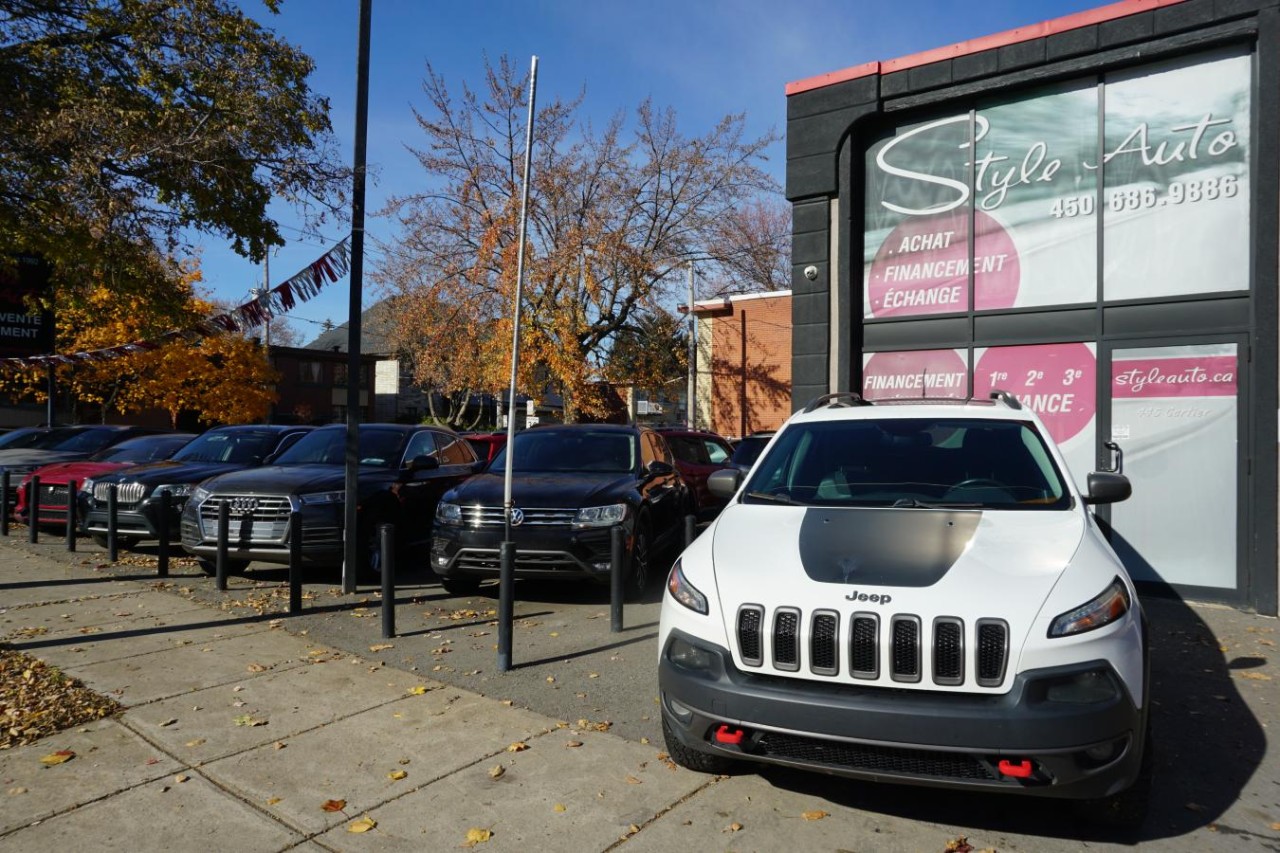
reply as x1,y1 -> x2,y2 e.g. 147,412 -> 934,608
785,0 -> 1187,96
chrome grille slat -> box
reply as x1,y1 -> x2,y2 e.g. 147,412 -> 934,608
197,495 -> 294,542
460,505 -> 578,527
93,482 -> 147,505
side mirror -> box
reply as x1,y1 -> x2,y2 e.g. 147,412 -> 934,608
405,454 -> 439,473
707,468 -> 743,499
645,460 -> 675,479
1083,471 -> 1131,505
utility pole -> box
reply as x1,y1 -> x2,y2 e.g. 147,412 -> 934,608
687,261 -> 696,430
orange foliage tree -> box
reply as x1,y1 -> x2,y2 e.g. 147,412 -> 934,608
376,56 -> 778,423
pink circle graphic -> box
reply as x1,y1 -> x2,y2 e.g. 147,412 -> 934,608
867,210 -> 1020,317
974,343 -> 1096,444
863,350 -> 968,400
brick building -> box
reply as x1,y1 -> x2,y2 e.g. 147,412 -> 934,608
692,290 -> 792,441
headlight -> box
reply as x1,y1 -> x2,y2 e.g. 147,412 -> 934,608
299,491 -> 345,505
191,486 -> 212,505
573,503 -> 627,528
435,502 -> 462,525
80,478 -> 95,494
1049,578 -> 1130,637
153,484 -> 194,499
666,559 -> 708,615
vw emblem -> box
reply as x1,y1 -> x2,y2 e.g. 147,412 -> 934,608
229,496 -> 258,516
509,507 -> 525,526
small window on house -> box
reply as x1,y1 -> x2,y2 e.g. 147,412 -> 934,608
299,361 -> 323,384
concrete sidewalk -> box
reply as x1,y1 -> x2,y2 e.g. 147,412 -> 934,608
2,537 -> 1279,852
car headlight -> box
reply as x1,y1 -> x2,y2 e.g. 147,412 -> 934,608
80,478 -> 95,495
299,491 -> 345,505
666,559 -> 708,615
1049,577 -> 1130,637
153,484 -> 194,499
435,502 -> 462,526
191,486 -> 212,505
573,503 -> 627,528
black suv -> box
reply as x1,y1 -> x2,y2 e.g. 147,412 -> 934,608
180,423 -> 479,575
431,423 -> 691,598
80,424 -> 312,549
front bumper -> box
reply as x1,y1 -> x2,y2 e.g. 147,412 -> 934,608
659,629 -> 1146,800
83,494 -> 189,541
178,500 -> 344,566
431,523 -> 625,582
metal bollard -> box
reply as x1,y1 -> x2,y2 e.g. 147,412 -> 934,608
288,512 -> 302,614
497,541 -> 515,672
28,476 -> 39,544
107,484 -> 119,561
156,489 -> 170,577
65,479 -> 77,552
610,524 -> 624,633
684,514 -> 696,547
1,470 -> 9,537
215,500 -> 229,592
380,523 -> 396,639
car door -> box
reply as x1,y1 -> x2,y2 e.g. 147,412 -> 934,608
396,429 -> 478,544
641,430 -> 684,544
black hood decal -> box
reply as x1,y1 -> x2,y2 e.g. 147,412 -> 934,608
797,508 -> 980,587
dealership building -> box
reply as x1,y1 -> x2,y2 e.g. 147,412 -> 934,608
785,0 -> 1277,613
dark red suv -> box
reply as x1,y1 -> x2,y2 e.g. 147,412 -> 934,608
655,427 -> 735,521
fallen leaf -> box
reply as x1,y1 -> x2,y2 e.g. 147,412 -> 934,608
546,676 -> 555,684
1186,802 -> 1206,812
175,774 -> 189,784
565,740 -> 583,748
724,821 -> 743,833
463,827 -> 493,846
488,765 -> 505,779
588,672 -> 600,679
369,643 -> 394,652
348,816 -> 377,833
233,715 -> 267,727
40,750 -> 75,765
185,738 -> 206,747
801,810 -> 829,821
8,787 -> 28,795
388,770 -> 407,781
1238,671 -> 1272,681
273,741 -> 287,750
944,837 -> 973,853
625,775 -> 642,785
553,803 -> 567,813
507,742 -> 529,752
158,718 -> 178,727
246,663 -> 266,673
322,798 -> 347,812
407,686 -> 429,695
267,797 -> 282,805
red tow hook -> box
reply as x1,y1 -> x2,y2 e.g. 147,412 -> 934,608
997,759 -> 1034,779
714,724 -> 747,745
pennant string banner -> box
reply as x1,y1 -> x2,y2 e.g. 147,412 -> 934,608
0,236 -> 352,372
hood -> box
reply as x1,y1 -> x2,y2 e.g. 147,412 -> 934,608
447,472 -> 635,508
199,463 -> 382,497
98,460 -> 245,487
711,504 -> 1086,631
0,450 -> 89,469
22,460 -> 130,485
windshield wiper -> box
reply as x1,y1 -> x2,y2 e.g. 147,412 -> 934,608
892,498 -> 983,509
745,490 -> 803,505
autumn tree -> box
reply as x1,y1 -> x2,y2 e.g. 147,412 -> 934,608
703,197 -> 792,295
0,0 -> 348,317
375,56 -> 778,423
605,309 -> 687,394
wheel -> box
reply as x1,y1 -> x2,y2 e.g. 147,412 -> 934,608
625,520 -> 653,603
662,713 -> 737,775
440,577 -> 483,596
91,533 -> 140,550
196,557 -> 250,576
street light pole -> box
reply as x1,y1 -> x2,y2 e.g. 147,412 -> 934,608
687,261 -> 696,430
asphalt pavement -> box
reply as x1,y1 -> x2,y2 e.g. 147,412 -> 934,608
2,531 -> 1279,851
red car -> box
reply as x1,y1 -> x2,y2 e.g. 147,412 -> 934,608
16,433 -> 195,527
655,427 -> 735,521
462,432 -> 507,465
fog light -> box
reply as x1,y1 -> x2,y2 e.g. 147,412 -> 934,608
668,636 -> 716,672
1044,670 -> 1118,704
1084,739 -> 1123,763
592,561 -> 611,572
666,696 -> 694,723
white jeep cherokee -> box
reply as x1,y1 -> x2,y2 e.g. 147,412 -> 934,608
659,391 -> 1150,825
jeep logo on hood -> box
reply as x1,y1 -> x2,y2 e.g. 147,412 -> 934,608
845,590 -> 892,605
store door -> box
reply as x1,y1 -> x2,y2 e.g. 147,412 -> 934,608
1101,339 -> 1245,600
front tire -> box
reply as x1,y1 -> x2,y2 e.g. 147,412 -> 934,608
440,577 -> 483,596
625,520 -> 653,602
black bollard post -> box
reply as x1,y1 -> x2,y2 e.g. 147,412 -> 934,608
288,512 -> 302,615
215,500 -> 229,592
65,480 -> 77,552
610,524 -> 624,633
107,484 -> 119,561
380,523 -> 395,639
497,541 -> 515,672
1,470 -> 9,537
685,513 -> 696,547
156,489 -> 170,577
27,476 -> 39,544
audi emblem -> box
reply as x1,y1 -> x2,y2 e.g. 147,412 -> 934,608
509,507 -> 525,526
228,497 -> 258,516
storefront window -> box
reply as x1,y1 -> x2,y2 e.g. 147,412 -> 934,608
862,349 -> 968,400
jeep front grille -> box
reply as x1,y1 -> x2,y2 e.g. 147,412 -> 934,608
735,607 -> 1009,688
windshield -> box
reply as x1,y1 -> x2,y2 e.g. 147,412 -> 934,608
743,418 -> 1069,510
172,429 -> 281,464
48,428 -> 131,453
0,428 -> 54,450
89,435 -> 190,463
274,427 -> 406,468
731,434 -> 772,467
490,430 -> 636,474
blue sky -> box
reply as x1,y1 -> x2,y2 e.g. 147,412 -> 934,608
199,0 -> 1105,343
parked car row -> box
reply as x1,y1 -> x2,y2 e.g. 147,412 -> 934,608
3,420 -> 751,595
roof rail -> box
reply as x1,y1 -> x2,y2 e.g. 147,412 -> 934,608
802,391 -> 870,413
989,389 -> 1022,410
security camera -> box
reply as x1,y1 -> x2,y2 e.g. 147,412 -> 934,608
803,265 -> 819,281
